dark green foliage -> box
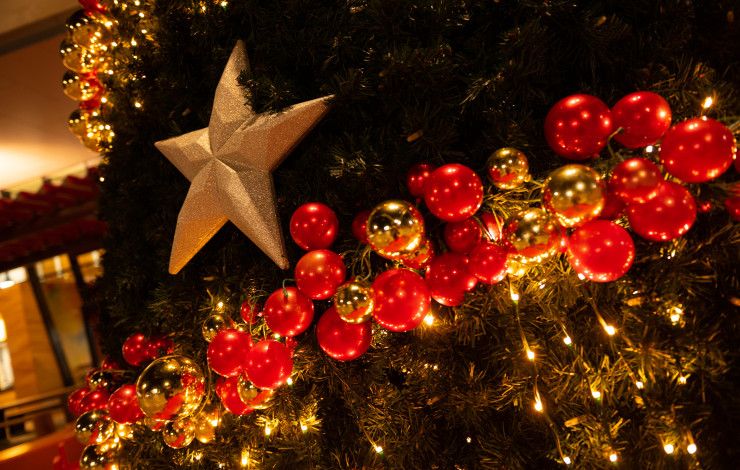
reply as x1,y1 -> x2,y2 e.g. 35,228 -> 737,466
94,0 -> 739,468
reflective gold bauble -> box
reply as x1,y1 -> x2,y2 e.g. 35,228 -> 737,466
66,10 -> 115,53
68,109 -> 89,138
333,280 -> 374,324
62,71 -> 103,102
60,39 -> 97,73
115,422 -> 134,440
75,410 -> 115,445
504,208 -> 561,264
79,443 -> 123,470
202,314 -> 230,342
236,376 -> 274,410
506,258 -> 529,278
403,237 -> 434,269
486,147 -> 531,189
81,115 -> 115,152
366,200 -> 425,260
193,404 -> 221,444
542,164 -> 605,227
136,355 -> 206,422
143,417 -> 166,432
87,370 -> 114,390
162,418 -> 196,449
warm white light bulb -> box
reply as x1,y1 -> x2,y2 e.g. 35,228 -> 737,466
563,336 -> 572,346
604,325 -> 616,336
687,443 -> 697,454
702,96 -> 714,109
635,381 -> 644,390
423,313 -> 435,326
374,445 -> 383,454
526,349 -> 535,361
563,456 -> 572,465
609,452 -> 618,462
664,443 -> 675,454
591,390 -> 602,399
533,400 -> 543,412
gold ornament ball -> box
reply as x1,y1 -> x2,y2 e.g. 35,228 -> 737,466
136,355 -> 206,422
366,200 -> 425,260
115,422 -> 135,440
193,404 -> 221,444
237,376 -> 274,410
68,109 -> 89,138
504,208 -> 561,264
486,147 -> 531,189
75,410 -> 116,445
403,237 -> 434,269
542,164 -> 605,228
60,38 -> 96,74
162,418 -> 196,449
79,444 -> 121,470
202,314 -> 230,342
62,70 -> 103,102
66,10 -> 115,53
333,280 -> 374,324
87,370 -> 114,391
82,115 -> 115,152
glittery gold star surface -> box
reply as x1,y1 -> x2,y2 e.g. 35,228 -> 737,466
155,41 -> 331,273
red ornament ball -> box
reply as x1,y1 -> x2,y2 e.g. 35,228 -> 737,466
609,157 -> 664,204
289,202 -> 339,250
659,117 -> 736,182
424,164 -> 484,222
469,242 -> 508,284
68,387 -> 90,417
725,197 -> 740,221
122,333 -> 151,366
147,336 -> 174,359
316,306 -> 372,361
243,340 -> 293,390
79,389 -> 110,413
480,212 -> 503,241
406,162 -> 436,198
207,329 -> 250,377
544,94 -> 613,160
107,384 -> 144,424
372,269 -> 430,332
425,252 -> 477,307
351,210 -> 371,243
100,357 -> 122,371
240,300 -> 259,324
215,376 -> 253,415
567,220 -> 635,282
443,218 -> 482,253
626,181 -> 696,241
263,287 -> 314,337
611,91 -> 672,148
295,250 -> 346,300
78,0 -> 106,12
600,184 -> 626,220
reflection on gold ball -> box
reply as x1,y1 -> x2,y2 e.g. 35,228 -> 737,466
87,370 -> 114,391
162,418 -> 196,449
66,10 -> 115,53
62,71 -> 102,102
68,109 -> 89,138
403,237 -> 434,269
486,148 -> 530,190
115,423 -> 134,440
202,314 -> 230,342
81,115 -> 115,152
333,281 -> 374,324
366,200 -> 425,260
60,39 -> 96,73
504,208 -> 561,264
193,404 -> 221,444
136,355 -> 206,422
237,376 -> 274,410
79,443 -> 124,470
542,164 -> 605,227
75,410 -> 115,445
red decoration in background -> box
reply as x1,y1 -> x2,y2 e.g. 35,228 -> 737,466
240,300 -> 259,324
406,162 -> 436,198
215,376 -> 253,415
107,384 -> 144,423
609,158 -> 664,204
122,333 -> 151,366
627,181 -> 697,241
659,117 -> 736,182
425,252 -> 477,307
316,307 -> 372,361
290,202 -> 339,250
295,250 -> 346,300
68,387 -> 89,417
79,389 -> 110,413
611,91 -> 672,148
480,212 -> 503,241
351,210 -> 371,243
372,269 -> 430,331
599,185 -> 626,220
207,330 -> 251,377
725,197 -> 740,221
263,287 -> 314,337
79,0 -> 106,12
424,164 -> 484,222
147,336 -> 174,359
443,218 -> 482,253
100,357 -> 122,370
544,94 -> 613,160
469,242 -> 508,284
567,220 -> 635,282
243,340 -> 293,390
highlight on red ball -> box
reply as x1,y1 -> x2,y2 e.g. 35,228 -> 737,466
289,202 -> 339,251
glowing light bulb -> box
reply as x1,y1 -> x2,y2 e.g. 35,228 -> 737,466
591,390 -> 601,399
533,399 -> 543,412
702,96 -> 714,109
374,445 -> 383,454
264,425 -> 272,436
526,349 -> 535,361
563,456 -> 572,465
563,336 -> 572,346
300,423 -> 308,432
273,333 -> 281,340
466,436 -> 472,443
423,313 -> 435,326
240,448 -> 249,467
687,443 -> 697,454
286,377 -> 293,386
609,452 -> 618,462
604,325 -> 616,336
664,443 -> 675,454
645,145 -> 654,153
635,381 -> 644,389
678,375 -> 687,385
577,273 -> 586,281
216,301 -> 225,311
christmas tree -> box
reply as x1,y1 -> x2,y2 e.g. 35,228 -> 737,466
60,1 -> 739,468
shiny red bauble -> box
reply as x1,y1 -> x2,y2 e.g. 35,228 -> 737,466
611,91 -> 672,148
626,181 -> 696,241
207,329 -> 251,377
425,253 -> 477,307
544,94 -> 613,160
79,389 -> 110,413
351,210 -> 371,243
68,387 -> 90,417
295,250 -> 346,300
659,117 -> 736,182
79,0 -> 106,12
240,300 -> 259,324
469,242 -> 508,284
423,164 -> 484,222
289,202 -> 339,250
609,158 -> 664,204
215,376 -> 253,415
107,384 -> 144,424
443,218 -> 482,253
372,269 -> 430,332
100,357 -> 122,371
243,340 -> 293,390
122,333 -> 151,366
406,162 -> 436,198
567,220 -> 635,282
263,287 -> 314,337
480,212 -> 503,241
316,306 -> 372,361
600,185 -> 626,220
147,336 -> 174,359
725,197 -> 740,221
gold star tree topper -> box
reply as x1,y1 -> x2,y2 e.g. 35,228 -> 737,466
155,41 -> 331,273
